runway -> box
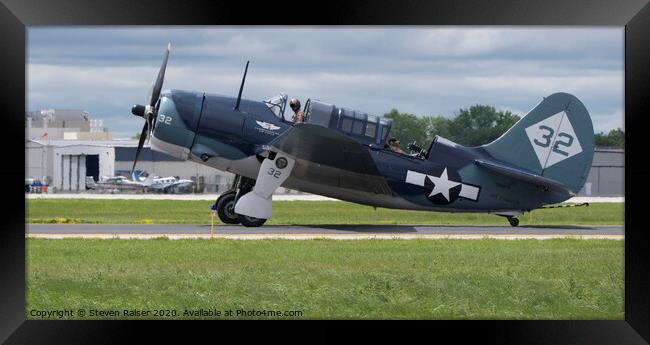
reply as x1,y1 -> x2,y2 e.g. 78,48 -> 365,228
26,224 -> 624,240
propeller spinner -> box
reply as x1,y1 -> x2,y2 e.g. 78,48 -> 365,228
130,42 -> 171,176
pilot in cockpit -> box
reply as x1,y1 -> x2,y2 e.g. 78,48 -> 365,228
387,138 -> 405,154
289,98 -> 305,123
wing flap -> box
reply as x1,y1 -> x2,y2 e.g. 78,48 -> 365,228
268,124 -> 392,195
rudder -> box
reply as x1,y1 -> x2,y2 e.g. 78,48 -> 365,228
481,92 -> 595,194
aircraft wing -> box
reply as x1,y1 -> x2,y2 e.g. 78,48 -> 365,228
266,123 -> 393,195
475,159 -> 575,196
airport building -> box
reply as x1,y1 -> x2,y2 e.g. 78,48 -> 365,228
26,139 -> 116,191
24,108 -> 233,192
26,109 -> 112,141
578,148 -> 624,197
26,139 -> 236,192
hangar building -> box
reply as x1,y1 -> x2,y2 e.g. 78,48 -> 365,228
26,139 -> 236,193
26,139 -> 115,191
578,148 -> 624,197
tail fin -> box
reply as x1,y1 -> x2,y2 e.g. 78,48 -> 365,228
481,92 -> 594,194
131,170 -> 143,182
143,174 -> 154,187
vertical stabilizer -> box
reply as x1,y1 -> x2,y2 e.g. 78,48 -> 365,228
481,92 -> 595,194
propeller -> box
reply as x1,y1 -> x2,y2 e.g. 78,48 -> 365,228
130,42 -> 171,176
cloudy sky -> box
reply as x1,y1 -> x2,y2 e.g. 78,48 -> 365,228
27,27 -> 623,139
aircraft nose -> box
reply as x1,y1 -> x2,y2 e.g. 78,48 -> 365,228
132,104 -> 146,117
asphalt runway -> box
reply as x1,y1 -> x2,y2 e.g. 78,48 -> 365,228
26,224 -> 623,240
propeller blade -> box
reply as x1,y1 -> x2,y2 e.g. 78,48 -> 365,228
146,113 -> 153,143
148,42 -> 171,107
131,121 -> 149,176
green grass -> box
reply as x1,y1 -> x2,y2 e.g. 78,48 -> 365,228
26,238 -> 623,320
26,199 -> 624,225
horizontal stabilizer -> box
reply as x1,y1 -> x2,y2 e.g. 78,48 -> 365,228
475,159 -> 574,196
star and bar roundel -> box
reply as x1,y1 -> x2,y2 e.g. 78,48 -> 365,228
405,166 -> 481,205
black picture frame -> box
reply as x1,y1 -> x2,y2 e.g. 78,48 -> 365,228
2,0 -> 649,343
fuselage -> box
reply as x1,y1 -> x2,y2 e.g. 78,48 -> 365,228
149,89 -> 566,214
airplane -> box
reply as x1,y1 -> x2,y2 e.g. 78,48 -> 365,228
130,43 -> 594,227
148,175 -> 195,194
131,170 -> 194,193
86,174 -> 154,192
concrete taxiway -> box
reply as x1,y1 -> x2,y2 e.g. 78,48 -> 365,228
26,224 -> 623,240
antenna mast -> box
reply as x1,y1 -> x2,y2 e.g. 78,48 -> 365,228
234,61 -> 250,111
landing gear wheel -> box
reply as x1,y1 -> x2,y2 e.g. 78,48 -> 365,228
216,191 -> 240,224
507,217 -> 519,227
238,214 -> 267,227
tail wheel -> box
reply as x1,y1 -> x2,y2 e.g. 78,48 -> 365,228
508,217 -> 519,227
238,214 -> 267,227
216,191 -> 240,224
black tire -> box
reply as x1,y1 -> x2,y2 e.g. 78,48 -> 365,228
238,214 -> 267,227
508,217 -> 519,227
216,191 -> 240,224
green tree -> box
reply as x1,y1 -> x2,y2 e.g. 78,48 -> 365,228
385,105 -> 520,149
424,115 -> 452,141
383,107 -> 625,150
384,109 -> 430,150
595,128 -> 624,148
446,105 -> 520,146
131,133 -> 141,140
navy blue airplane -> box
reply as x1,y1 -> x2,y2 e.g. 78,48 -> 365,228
131,43 -> 594,227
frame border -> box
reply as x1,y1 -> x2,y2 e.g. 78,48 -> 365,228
2,0 -> 648,343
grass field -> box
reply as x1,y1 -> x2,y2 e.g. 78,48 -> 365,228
25,199 -> 624,225
26,238 -> 623,320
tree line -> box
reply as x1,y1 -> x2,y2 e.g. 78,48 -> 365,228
384,106 -> 624,149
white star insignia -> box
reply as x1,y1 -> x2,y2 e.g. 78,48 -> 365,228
426,167 -> 460,201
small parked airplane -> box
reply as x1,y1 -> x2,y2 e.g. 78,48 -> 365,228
148,176 -> 195,194
86,174 -> 153,192
130,43 -> 594,227
130,171 -> 194,193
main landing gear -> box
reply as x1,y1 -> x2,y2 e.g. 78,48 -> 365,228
506,216 -> 519,227
214,175 -> 267,227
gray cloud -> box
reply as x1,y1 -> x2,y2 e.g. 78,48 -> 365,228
28,27 -> 623,138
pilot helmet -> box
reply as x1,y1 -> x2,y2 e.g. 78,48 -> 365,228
289,98 -> 301,111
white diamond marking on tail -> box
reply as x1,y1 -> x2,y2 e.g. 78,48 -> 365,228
546,114 -> 582,168
525,111 -> 583,169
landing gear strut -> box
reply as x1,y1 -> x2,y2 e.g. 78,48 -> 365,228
214,175 -> 267,227
507,216 -> 519,227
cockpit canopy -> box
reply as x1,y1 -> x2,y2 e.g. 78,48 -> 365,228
263,93 -> 288,119
304,99 -> 392,146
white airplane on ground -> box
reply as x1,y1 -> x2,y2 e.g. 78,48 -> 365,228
149,176 -> 195,193
132,171 -> 194,193
86,174 -> 154,192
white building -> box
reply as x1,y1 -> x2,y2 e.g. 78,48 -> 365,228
26,109 -> 111,141
25,139 -> 237,193
26,139 -> 115,191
